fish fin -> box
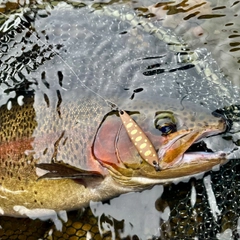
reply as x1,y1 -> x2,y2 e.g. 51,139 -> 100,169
36,162 -> 104,183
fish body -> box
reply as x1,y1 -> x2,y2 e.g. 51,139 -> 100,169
0,89 -> 228,217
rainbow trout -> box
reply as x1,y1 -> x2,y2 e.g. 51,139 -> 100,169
0,89 -> 229,217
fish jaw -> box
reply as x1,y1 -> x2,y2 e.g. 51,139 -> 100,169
158,128 -> 227,169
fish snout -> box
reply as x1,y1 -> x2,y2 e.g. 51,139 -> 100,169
218,117 -> 229,132
212,110 -> 232,133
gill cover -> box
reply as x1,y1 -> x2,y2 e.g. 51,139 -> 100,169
92,110 -> 157,171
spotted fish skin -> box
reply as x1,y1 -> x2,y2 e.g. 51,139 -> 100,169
0,90 -> 228,217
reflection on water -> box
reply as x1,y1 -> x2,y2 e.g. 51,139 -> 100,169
0,0 -> 240,239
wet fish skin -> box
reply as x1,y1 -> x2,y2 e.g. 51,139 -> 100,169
0,95 -> 121,216
0,92 -> 227,217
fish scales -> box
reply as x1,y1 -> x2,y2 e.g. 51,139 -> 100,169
0,97 -> 106,167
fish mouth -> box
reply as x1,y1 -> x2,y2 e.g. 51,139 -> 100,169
157,127 -> 227,170
186,140 -> 212,153
92,112 -> 230,183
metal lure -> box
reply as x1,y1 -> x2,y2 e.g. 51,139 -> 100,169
119,110 -> 160,171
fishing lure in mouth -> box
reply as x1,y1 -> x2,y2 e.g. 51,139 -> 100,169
119,110 -> 160,171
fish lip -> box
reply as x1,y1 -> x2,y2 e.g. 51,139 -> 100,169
157,126 -> 227,170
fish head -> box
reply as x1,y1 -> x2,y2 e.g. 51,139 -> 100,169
92,93 -> 230,187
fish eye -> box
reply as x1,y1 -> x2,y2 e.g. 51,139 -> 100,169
154,112 -> 177,135
157,122 -> 177,135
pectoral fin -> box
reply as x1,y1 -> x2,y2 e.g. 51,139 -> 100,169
36,162 -> 103,187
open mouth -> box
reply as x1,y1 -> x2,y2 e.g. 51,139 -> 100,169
157,129 -> 228,170
186,140 -> 214,153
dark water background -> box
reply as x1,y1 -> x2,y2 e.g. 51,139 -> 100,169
0,0 -> 240,239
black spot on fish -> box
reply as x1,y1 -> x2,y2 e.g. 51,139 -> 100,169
63,137 -> 68,146
133,88 -> 143,93
58,71 -> 63,87
43,93 -> 50,107
141,55 -> 166,60
119,31 -> 127,35
178,64 -> 195,70
143,69 -> 165,76
56,90 -> 62,119
41,71 -> 50,89
130,88 -> 144,99
56,44 -> 64,50
146,63 -> 162,69
43,148 -> 48,155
